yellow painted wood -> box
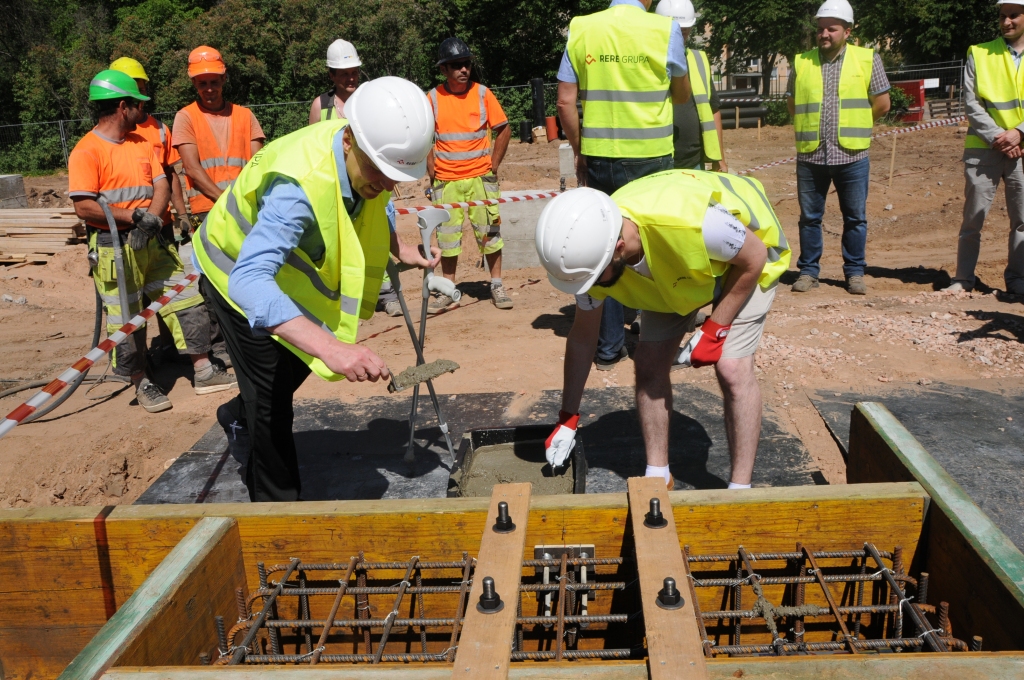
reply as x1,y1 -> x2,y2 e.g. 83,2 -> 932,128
452,483 -> 532,680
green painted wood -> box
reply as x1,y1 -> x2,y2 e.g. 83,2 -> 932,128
855,402 -> 1024,607
101,653 -> 1024,679
59,517 -> 236,680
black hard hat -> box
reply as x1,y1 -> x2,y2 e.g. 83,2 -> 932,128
437,37 -> 473,66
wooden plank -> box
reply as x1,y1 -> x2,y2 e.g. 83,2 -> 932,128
452,482 -> 532,679
849,403 -> 1024,650
58,517 -> 240,680
627,476 -> 709,680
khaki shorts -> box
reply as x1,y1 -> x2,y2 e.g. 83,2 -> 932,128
639,282 -> 777,359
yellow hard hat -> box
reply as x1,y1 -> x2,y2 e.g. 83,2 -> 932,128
109,57 -> 149,81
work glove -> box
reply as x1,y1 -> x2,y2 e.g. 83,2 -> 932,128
130,209 -> 163,251
545,410 -> 580,469
676,318 -> 731,368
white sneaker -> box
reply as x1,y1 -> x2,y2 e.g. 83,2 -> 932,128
942,281 -> 973,293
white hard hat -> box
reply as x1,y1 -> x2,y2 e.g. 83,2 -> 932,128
655,0 -> 696,28
344,76 -> 435,183
996,0 -> 1024,5
535,188 -> 623,295
815,0 -> 854,24
327,39 -> 362,69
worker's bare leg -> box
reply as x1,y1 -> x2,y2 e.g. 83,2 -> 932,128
634,335 -> 685,467
714,355 -> 761,485
441,255 -> 458,282
486,249 -> 502,279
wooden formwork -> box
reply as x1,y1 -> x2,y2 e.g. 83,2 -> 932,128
0,404 -> 1021,678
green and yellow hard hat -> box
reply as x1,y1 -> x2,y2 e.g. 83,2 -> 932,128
88,69 -> 150,102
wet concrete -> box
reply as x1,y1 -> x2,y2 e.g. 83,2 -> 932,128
137,384 -> 822,504
810,382 -> 1024,552
389,359 -> 459,393
452,440 -> 576,497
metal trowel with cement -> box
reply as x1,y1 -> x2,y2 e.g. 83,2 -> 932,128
388,358 -> 459,393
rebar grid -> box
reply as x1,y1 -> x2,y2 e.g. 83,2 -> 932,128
216,553 -> 632,665
685,542 -> 971,658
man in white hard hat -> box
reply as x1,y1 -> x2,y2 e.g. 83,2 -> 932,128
656,0 -> 727,173
556,0 -> 692,372
192,77 -> 440,502
308,39 -> 362,125
537,170 -> 791,490
945,1 -> 1024,294
787,0 -> 890,296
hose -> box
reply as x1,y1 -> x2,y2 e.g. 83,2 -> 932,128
0,287 -> 115,422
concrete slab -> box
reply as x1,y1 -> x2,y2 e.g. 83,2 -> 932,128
496,190 -> 549,270
810,382 -> 1024,551
136,385 -> 823,505
0,174 -> 28,209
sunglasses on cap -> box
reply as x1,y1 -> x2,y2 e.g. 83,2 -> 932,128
447,60 -> 472,70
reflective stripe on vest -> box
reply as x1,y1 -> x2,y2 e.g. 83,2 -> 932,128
193,119 -> 389,381
966,39 -> 1024,149
100,184 -> 154,205
686,48 -> 722,162
430,84 -> 492,166
181,101 -> 254,214
587,169 -> 791,316
567,4 -> 674,158
792,44 -> 876,153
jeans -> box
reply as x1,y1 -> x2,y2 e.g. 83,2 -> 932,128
796,157 -> 869,278
585,154 -> 674,360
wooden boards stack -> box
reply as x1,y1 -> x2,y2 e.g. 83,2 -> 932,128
0,207 -> 85,263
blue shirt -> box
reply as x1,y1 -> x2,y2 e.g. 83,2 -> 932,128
193,126 -> 397,331
556,0 -> 687,83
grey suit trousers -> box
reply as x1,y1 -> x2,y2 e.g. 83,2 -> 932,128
956,148 -> 1024,290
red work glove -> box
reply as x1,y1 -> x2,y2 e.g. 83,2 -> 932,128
681,319 -> 731,368
545,410 -> 580,468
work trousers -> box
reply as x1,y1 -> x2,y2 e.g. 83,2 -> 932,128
796,157 -> 869,278
432,173 -> 503,257
181,212 -> 229,359
584,153 -> 674,361
955,148 -> 1024,290
201,276 -> 311,502
89,227 -> 208,376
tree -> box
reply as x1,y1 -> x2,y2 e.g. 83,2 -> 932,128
695,0 -> 817,95
857,0 -> 997,64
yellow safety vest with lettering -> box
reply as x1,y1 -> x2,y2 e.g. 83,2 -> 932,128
792,44 -> 876,153
567,4 -> 674,158
687,48 -> 722,162
587,170 -> 791,316
965,38 -> 1024,149
193,118 -> 390,381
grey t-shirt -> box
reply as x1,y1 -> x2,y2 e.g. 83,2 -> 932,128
673,70 -> 720,169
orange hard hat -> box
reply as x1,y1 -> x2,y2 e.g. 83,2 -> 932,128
188,46 -> 226,78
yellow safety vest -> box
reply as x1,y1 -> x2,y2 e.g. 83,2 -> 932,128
792,44 -> 876,153
587,170 -> 791,316
965,38 -> 1024,149
687,48 -> 722,162
193,118 -> 390,381
567,4 -> 674,158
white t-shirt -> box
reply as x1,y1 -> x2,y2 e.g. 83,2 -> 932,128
576,202 -> 748,310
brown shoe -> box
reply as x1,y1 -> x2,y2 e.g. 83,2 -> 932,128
791,274 -> 819,292
846,275 -> 867,295
428,293 -> 459,314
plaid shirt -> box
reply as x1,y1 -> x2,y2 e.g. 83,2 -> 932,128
787,47 -> 891,165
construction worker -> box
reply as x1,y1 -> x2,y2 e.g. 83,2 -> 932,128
945,1 -> 1024,294
173,46 -> 265,366
426,37 -> 513,312
556,0 -> 692,371
308,39 -> 361,124
193,77 -> 439,502
655,0 -> 726,172
787,0 -> 890,296
537,170 -> 791,489
68,70 -> 235,413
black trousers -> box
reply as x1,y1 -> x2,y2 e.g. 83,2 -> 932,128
201,276 -> 311,502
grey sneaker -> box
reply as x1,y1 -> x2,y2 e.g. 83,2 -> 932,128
384,299 -> 404,317
595,346 -> 628,371
942,281 -> 973,293
212,348 -> 232,369
791,274 -> 819,292
194,364 -> 238,395
491,283 -> 513,309
428,293 -> 458,314
136,378 -> 172,413
846,275 -> 867,295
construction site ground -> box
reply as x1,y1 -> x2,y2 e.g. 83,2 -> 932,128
2,122 -> 1023,509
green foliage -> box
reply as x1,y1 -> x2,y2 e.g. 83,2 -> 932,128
763,98 -> 791,126
882,83 -> 915,125
857,0 -> 996,64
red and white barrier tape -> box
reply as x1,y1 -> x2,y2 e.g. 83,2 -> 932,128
0,272 -> 200,439
737,115 -> 967,176
394,190 -> 560,215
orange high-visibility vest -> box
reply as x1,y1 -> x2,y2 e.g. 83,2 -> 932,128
181,102 -> 253,214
